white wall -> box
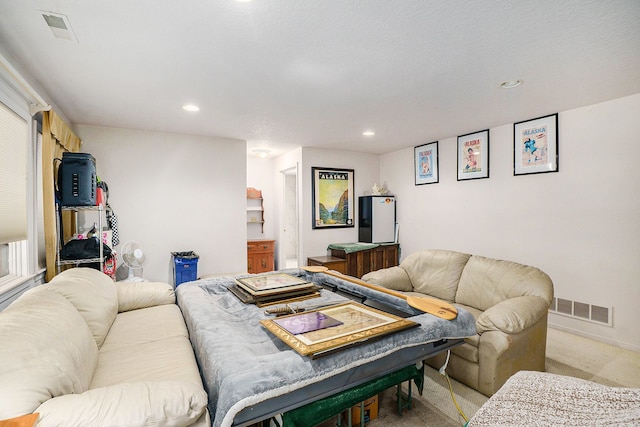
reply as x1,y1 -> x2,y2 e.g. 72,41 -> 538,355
78,125 -> 247,282
380,94 -> 640,350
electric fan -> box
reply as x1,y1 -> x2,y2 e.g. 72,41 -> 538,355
121,241 -> 146,281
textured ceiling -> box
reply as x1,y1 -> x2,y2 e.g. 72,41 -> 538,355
1,1 -> 639,157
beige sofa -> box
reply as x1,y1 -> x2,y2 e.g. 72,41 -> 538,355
0,268 -> 209,426
362,249 -> 554,396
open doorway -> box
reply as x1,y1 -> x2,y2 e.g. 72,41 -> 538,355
280,166 -> 298,268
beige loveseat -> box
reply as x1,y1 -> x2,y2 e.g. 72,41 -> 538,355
0,268 -> 209,426
362,249 -> 554,396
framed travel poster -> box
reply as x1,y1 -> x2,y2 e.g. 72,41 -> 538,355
414,141 -> 439,185
311,167 -> 354,229
457,129 -> 489,181
514,113 -> 559,175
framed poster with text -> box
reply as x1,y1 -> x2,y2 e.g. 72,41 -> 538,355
457,129 -> 489,181
311,167 -> 354,229
414,141 -> 439,185
514,113 -> 558,175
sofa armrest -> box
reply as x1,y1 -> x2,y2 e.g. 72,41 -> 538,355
115,281 -> 175,312
476,296 -> 549,334
35,381 -> 207,427
361,266 -> 413,292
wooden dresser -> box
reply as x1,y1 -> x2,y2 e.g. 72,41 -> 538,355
247,239 -> 275,274
306,255 -> 347,275
307,243 -> 399,278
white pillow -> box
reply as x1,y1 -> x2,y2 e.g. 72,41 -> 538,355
35,381 -> 208,427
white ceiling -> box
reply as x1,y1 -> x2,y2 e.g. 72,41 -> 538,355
1,1 -> 639,158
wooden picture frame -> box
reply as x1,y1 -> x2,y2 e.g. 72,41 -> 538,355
514,113 -> 559,175
311,167 -> 354,229
457,129 -> 490,180
414,141 -> 439,185
260,302 -> 418,358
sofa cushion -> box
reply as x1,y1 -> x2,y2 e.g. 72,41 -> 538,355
90,336 -> 203,389
35,380 -> 208,427
400,249 -> 471,302
100,304 -> 189,353
455,255 -> 553,311
44,268 -> 118,348
0,288 -> 97,419
115,280 -> 175,313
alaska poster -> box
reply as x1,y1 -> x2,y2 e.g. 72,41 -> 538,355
463,138 -> 481,173
520,125 -> 548,167
418,148 -> 433,178
514,114 -> 558,175
312,168 -> 354,228
414,141 -> 439,185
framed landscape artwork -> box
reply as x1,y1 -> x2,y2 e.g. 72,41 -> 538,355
260,302 -> 418,358
414,141 -> 439,185
311,167 -> 354,229
514,113 -> 559,175
457,129 -> 489,181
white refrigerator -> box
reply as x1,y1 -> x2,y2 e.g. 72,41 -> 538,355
358,196 -> 396,243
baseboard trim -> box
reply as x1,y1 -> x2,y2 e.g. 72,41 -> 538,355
548,323 -> 640,352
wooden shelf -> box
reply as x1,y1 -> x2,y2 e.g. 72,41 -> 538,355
247,187 -> 264,233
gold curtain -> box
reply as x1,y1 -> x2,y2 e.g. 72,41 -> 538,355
42,110 -> 81,281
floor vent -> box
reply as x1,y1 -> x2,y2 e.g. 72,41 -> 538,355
549,297 -> 612,327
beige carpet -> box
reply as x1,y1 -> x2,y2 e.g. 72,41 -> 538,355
315,327 -> 640,427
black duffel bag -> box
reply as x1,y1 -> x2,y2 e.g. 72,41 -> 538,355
60,237 -> 112,260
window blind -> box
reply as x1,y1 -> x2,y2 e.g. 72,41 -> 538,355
0,100 -> 28,244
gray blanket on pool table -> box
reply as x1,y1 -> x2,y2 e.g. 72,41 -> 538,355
176,269 -> 477,427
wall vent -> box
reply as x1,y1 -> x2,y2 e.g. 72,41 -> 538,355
549,297 -> 612,327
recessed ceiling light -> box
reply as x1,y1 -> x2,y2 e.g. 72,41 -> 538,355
362,131 -> 375,136
182,104 -> 200,112
252,148 -> 271,158
500,80 -> 523,89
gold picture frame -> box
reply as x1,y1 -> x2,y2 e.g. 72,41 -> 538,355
260,302 -> 418,358
236,273 -> 311,296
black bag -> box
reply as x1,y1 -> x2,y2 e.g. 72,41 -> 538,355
60,237 -> 112,260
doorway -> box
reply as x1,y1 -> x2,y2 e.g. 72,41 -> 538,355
280,166 -> 298,268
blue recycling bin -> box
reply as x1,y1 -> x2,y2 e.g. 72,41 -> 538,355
172,251 -> 199,287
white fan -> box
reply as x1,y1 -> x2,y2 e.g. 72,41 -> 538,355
121,241 -> 146,281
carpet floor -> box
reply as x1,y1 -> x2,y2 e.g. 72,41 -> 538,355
314,327 -> 640,427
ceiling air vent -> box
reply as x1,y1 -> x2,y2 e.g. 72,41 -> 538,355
40,11 -> 78,43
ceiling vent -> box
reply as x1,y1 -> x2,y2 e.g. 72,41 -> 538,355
40,11 -> 78,43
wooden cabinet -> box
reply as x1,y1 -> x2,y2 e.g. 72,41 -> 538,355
306,255 -> 347,275
247,239 -> 275,274
329,244 -> 399,278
